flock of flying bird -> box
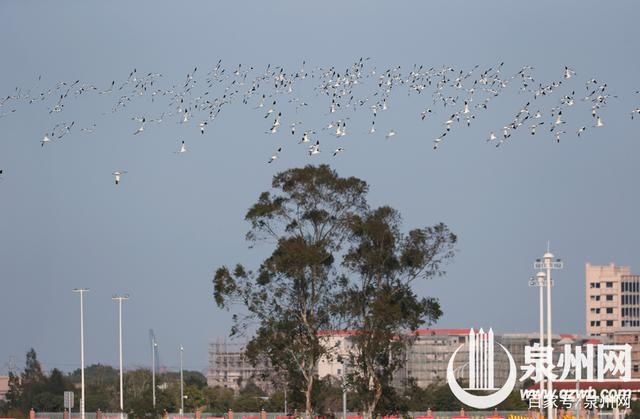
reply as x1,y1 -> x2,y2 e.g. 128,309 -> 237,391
1,59 -> 640,185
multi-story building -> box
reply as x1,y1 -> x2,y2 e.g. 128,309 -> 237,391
210,330 -> 593,392
586,263 -> 640,337
206,340 -> 274,393
317,329 -> 572,390
317,330 -> 357,378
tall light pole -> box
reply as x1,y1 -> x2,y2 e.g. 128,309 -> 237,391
72,288 -> 89,419
152,338 -> 157,410
535,246 -> 563,419
112,295 -> 129,419
529,271 -> 546,417
180,345 -> 184,415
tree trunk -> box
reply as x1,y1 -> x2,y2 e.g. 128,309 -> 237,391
305,373 -> 314,419
364,377 -> 382,419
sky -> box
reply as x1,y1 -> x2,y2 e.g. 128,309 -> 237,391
1,0 -> 640,375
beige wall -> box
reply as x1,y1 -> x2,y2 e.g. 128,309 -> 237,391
0,375 -> 9,401
585,263 -> 631,336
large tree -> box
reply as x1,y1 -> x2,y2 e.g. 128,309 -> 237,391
338,206 -> 457,418
213,165 -> 369,418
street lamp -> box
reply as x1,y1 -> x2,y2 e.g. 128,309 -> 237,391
341,363 -> 347,419
180,345 -> 184,415
152,338 -> 158,410
534,247 -> 563,419
529,271 -> 546,417
72,288 -> 89,419
112,295 -> 129,419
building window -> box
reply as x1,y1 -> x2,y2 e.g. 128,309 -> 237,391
634,365 -> 639,373
606,308 -> 614,314
606,295 -> 614,301
606,320 -> 614,327
606,282 -> 613,288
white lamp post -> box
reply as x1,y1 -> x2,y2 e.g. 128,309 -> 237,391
529,271 -> 547,417
72,288 -> 89,419
152,338 -> 157,409
535,247 -> 563,419
112,295 -> 129,419
180,345 -> 185,415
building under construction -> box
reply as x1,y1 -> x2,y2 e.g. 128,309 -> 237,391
206,339 -> 275,394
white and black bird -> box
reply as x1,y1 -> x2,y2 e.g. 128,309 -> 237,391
299,131 -> 313,144
368,120 -> 376,134
564,66 -> 576,79
133,118 -> 146,135
41,133 -> 52,147
577,126 -> 586,137
385,130 -> 396,139
308,140 -> 320,156
333,147 -> 344,157
112,170 -> 127,185
175,140 -> 187,154
268,147 -> 282,163
595,116 -> 604,127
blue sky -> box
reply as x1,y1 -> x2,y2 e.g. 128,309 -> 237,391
1,0 -> 639,374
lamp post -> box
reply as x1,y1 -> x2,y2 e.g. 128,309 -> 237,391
535,246 -> 563,419
72,288 -> 89,419
152,338 -> 157,410
180,345 -> 184,415
341,363 -> 347,419
529,271 -> 547,417
112,295 -> 129,419
284,381 -> 288,416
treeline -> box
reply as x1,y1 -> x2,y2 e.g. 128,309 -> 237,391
1,349 -> 532,419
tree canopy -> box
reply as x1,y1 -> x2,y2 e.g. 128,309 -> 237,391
213,165 -> 457,419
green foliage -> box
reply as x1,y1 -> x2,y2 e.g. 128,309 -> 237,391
337,206 -> 457,417
213,166 -> 458,418
214,165 -> 370,417
2,349 -> 75,415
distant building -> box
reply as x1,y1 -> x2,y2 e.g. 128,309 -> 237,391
612,328 -> 640,378
206,340 -> 274,394
0,375 -> 9,401
318,329 -> 584,390
586,263 -> 640,337
317,330 -> 357,378
211,329 -> 603,393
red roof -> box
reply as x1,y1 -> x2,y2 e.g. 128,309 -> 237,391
413,329 -> 471,336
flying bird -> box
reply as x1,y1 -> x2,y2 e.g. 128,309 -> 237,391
175,140 -> 187,154
112,170 -> 127,185
41,134 -> 52,147
268,147 -> 282,163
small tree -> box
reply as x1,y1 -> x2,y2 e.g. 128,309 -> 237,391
213,165 -> 369,418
